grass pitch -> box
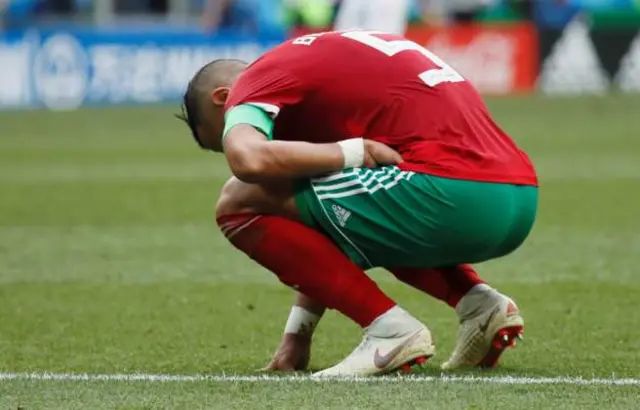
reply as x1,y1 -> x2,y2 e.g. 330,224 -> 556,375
1,95 -> 639,409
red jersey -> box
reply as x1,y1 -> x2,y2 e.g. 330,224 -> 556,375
225,30 -> 538,186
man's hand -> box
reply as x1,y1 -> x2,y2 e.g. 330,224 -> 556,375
363,140 -> 404,168
261,333 -> 312,372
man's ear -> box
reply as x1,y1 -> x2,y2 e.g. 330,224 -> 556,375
211,87 -> 230,106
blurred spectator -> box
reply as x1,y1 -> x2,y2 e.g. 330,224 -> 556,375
115,0 -> 168,14
2,0 -> 83,22
148,0 -> 167,14
2,0 -> 39,28
39,0 -> 74,14
0,0 -> 5,30
201,0 -> 284,34
421,0 -> 498,25
509,0 -> 534,20
333,0 -> 411,34
284,0 -> 337,33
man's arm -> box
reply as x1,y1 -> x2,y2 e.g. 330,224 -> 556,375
224,123 -> 403,184
202,0 -> 231,31
224,124 -> 351,183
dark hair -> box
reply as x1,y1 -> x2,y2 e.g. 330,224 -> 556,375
175,59 -> 246,148
175,90 -> 204,148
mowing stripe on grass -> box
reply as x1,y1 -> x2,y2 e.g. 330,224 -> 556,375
1,373 -> 639,386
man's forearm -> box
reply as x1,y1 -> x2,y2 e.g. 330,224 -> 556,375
295,293 -> 326,317
258,139 -> 346,179
224,125 -> 363,183
202,0 -> 229,30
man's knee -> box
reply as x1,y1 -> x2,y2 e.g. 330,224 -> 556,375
214,177 -> 300,222
215,178 -> 264,241
215,177 -> 248,220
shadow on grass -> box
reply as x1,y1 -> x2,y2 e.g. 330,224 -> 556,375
242,364 -> 559,378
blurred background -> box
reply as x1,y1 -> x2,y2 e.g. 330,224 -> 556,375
1,0 -> 639,109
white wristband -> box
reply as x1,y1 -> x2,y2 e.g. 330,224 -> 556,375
337,138 -> 365,169
284,306 -> 321,336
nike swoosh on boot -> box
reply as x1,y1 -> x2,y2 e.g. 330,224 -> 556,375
373,330 -> 422,369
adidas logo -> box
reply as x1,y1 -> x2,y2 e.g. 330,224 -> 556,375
615,32 -> 640,92
331,204 -> 352,227
538,16 -> 610,95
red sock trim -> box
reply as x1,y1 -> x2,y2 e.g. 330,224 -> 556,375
217,213 -> 263,239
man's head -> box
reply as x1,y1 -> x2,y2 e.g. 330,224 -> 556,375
176,59 -> 247,152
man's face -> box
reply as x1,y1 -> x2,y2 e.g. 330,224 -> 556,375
188,64 -> 245,153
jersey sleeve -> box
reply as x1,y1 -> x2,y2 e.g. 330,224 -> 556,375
223,104 -> 276,141
225,62 -> 305,119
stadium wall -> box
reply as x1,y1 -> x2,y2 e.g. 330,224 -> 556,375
0,28 -> 283,110
0,20 -> 638,111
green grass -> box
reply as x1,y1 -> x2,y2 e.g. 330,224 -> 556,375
1,94 -> 640,409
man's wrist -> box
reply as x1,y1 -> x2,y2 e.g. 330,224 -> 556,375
284,306 -> 321,337
336,138 -> 365,168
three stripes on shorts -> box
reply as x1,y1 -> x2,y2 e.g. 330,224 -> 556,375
312,166 -> 415,200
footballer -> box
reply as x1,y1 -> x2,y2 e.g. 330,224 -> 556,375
177,30 -> 538,376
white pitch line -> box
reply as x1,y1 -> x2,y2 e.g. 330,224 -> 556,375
0,373 -> 639,386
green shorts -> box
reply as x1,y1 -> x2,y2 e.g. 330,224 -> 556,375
295,166 -> 538,269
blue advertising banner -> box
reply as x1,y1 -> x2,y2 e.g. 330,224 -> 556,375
0,28 -> 284,110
